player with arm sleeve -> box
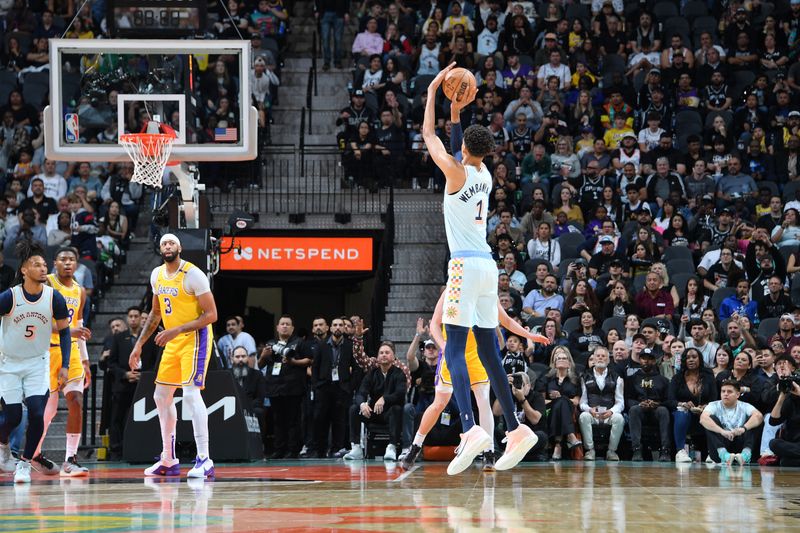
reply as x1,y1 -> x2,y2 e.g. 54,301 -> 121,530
422,64 -> 549,475
129,234 -> 218,479
0,241 -> 71,483
32,246 -> 92,477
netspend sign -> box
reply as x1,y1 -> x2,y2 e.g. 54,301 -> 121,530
220,236 -> 373,271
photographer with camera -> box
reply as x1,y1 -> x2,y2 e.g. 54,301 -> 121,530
759,355 -> 800,466
491,371 -> 547,461
258,315 -> 309,459
760,355 -> 798,464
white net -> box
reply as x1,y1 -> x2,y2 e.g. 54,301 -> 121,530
119,133 -> 175,189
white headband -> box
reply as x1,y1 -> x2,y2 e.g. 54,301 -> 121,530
160,233 -> 181,247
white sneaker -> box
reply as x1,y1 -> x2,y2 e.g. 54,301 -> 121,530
60,456 -> 89,477
447,425 -> 492,476
398,447 -> 411,461
14,460 -> 31,483
144,458 -> 181,477
675,449 -> 692,463
495,424 -> 538,471
383,444 -> 397,461
0,444 -> 16,472
187,456 -> 215,479
343,444 -> 364,460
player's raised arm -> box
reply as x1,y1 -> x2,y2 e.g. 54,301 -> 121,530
422,64 -> 461,177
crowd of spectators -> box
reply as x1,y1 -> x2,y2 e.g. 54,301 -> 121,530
330,0 -> 800,466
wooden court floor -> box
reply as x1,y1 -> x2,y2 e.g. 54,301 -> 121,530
1,460 -> 799,532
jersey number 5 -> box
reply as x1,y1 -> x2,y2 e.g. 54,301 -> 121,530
164,297 -> 173,315
24,325 -> 35,339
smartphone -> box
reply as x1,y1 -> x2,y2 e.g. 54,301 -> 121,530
512,374 -> 524,389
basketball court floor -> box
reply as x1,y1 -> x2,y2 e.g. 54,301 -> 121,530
0,460 -> 798,531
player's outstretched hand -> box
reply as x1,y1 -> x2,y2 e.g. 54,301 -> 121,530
82,360 -> 92,389
428,62 -> 457,94
450,84 -> 478,113
527,333 -> 551,346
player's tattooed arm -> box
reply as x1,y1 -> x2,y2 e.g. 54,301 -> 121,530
136,296 -> 162,346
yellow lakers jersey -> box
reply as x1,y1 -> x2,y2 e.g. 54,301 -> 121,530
48,273 -> 81,346
154,261 -> 204,330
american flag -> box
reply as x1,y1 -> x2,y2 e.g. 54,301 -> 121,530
214,127 -> 238,142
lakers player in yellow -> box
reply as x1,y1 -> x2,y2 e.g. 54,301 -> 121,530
400,290 -> 548,470
34,247 -> 92,477
129,234 -> 218,479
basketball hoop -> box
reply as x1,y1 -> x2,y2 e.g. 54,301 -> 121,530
119,133 -> 176,189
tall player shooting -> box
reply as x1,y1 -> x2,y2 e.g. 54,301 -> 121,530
129,234 -> 218,479
0,242 -> 72,483
422,63 -> 548,475
33,247 -> 92,477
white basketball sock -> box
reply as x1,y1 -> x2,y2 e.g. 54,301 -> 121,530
412,432 -> 426,447
154,386 -> 177,463
183,386 -> 209,459
65,433 -> 81,461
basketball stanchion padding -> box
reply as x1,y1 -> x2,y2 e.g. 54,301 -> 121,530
422,445 -> 458,461
119,132 -> 176,188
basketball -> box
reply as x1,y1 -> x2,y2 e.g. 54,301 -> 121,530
442,68 -> 476,105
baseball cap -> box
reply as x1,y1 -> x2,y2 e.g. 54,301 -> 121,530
780,313 -> 796,322
789,111 -> 800,117
632,333 -> 646,343
599,235 -> 614,244
506,307 -> 519,318
581,124 -> 593,133
702,194 -> 714,202
423,339 -> 436,348
640,348 -> 656,359
736,7 -> 747,12
649,68 -> 661,75
573,258 -> 588,267
544,33 -> 557,40
623,132 -> 637,140
718,207 -> 733,215
609,259 -> 624,268
353,89 -> 365,97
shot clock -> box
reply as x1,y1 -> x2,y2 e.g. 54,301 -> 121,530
108,0 -> 207,37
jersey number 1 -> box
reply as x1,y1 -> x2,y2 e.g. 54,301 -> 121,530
475,200 -> 484,222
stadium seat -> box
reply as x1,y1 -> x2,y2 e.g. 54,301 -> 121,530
523,258 -> 550,277
710,287 -> 736,310
653,2 -> 679,21
757,317 -> 780,340
662,246 -> 694,264
602,317 -> 625,335
666,259 -> 696,276
671,273 -> 695,299
632,275 -> 647,294
565,4 -> 591,26
682,0 -> 708,20
526,316 -> 546,331
558,232 -> 586,260
783,181 -> 800,203
562,316 -> 581,336
691,16 -> 718,35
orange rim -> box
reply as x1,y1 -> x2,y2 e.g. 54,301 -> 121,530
119,133 -> 175,157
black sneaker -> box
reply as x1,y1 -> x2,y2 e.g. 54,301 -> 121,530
400,444 -> 422,470
482,451 -> 496,471
659,450 -> 672,462
33,454 -> 59,476
631,448 -> 644,462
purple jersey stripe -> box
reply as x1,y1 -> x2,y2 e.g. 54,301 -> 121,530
194,327 -> 209,386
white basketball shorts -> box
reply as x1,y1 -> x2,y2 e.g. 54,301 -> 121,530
0,353 -> 49,404
442,252 -> 499,329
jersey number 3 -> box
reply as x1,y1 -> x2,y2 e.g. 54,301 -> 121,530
164,297 -> 173,315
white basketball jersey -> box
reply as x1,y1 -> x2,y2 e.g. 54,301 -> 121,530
443,163 -> 492,253
0,285 -> 54,359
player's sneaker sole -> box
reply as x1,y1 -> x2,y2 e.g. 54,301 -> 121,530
144,463 -> 181,477
447,426 -> 492,476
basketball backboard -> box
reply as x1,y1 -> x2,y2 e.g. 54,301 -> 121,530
44,38 -> 257,162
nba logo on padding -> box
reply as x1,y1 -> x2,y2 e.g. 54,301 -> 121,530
64,113 -> 79,143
